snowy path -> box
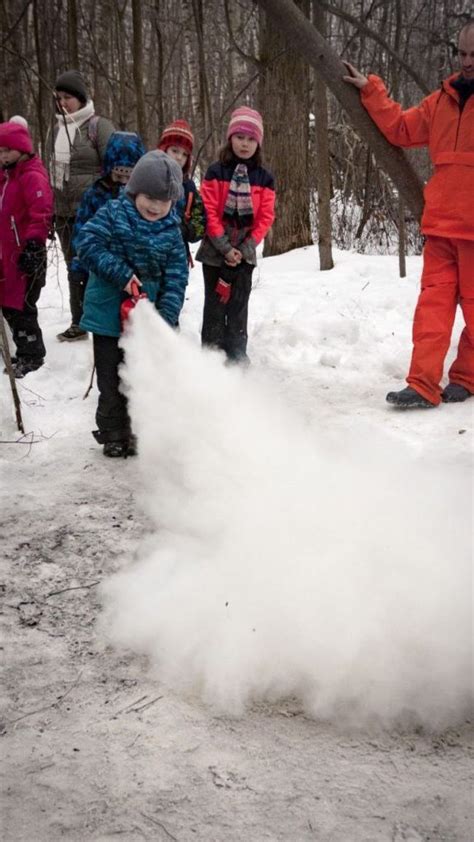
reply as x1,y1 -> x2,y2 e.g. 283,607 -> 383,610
1,246 -> 473,840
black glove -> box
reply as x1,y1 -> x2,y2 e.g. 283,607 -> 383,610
18,240 -> 47,279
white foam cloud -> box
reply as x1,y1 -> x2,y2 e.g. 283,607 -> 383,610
100,301 -> 472,728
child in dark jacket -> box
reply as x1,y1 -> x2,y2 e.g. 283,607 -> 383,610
76,151 -> 188,458
0,121 -> 54,378
196,107 -> 275,365
157,119 -> 205,260
69,130 -> 146,325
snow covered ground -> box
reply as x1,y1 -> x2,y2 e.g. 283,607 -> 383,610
1,243 -> 473,841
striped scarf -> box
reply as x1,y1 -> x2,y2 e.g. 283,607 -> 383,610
223,163 -> 254,227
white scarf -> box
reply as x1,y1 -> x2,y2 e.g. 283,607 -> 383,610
51,100 -> 95,189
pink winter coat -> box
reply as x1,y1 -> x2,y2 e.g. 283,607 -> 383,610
0,156 -> 53,310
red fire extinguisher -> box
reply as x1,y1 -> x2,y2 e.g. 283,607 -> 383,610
120,279 -> 148,329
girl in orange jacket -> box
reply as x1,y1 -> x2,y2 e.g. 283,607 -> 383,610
196,107 -> 275,365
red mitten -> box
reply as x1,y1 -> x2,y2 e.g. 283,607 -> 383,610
215,277 -> 231,304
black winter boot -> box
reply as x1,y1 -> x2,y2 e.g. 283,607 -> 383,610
103,435 -> 137,458
11,357 -> 44,379
441,383 -> 472,403
103,440 -> 130,458
386,386 -> 436,409
57,324 -> 88,342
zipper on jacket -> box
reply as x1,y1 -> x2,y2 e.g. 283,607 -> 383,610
441,80 -> 467,152
454,107 -> 462,150
452,90 -> 472,150
0,170 -> 8,212
11,215 -> 20,246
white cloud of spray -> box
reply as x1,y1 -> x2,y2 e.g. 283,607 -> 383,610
100,301 -> 473,728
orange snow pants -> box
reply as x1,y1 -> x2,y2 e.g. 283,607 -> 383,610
407,236 -> 474,405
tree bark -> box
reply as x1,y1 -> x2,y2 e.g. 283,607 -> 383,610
256,0 -> 425,222
32,0 -> 47,154
393,0 -> 406,278
67,0 -> 79,69
259,0 -> 312,256
191,0 -> 213,138
312,1 -> 333,270
132,0 -> 147,143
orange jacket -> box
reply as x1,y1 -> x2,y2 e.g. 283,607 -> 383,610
360,74 -> 474,240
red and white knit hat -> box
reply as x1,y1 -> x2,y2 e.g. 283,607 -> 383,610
0,121 -> 33,154
158,119 -> 194,156
226,106 -> 263,146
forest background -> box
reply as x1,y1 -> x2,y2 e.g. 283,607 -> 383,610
0,0 -> 472,261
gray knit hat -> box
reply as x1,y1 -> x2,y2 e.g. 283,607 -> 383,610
125,150 -> 184,204
55,70 -> 88,105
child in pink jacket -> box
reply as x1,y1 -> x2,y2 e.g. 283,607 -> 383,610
0,121 -> 53,378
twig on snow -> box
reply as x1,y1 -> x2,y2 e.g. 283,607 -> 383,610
46,582 -> 100,598
140,813 -> 178,841
9,671 -> 83,725
131,696 -> 164,713
113,695 -> 164,717
15,381 -> 47,402
115,695 -> 148,715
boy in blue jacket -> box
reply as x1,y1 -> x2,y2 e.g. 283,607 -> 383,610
76,150 -> 188,458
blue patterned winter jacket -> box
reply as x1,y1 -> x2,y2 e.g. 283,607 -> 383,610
77,193 -> 188,337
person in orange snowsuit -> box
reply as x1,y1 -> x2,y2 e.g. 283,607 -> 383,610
344,21 -> 474,408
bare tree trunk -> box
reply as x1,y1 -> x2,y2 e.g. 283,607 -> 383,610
152,0 -> 164,134
67,0 -> 79,68
256,0 -> 425,222
33,0 -> 47,154
259,0 -> 312,256
398,197 -> 407,276
312,1 -> 333,270
191,0 -> 214,138
131,0 -> 147,143
393,0 -> 406,278
113,0 -> 127,129
182,0 -> 201,128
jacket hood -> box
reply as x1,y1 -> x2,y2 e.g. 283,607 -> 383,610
102,131 -> 147,177
0,122 -> 33,154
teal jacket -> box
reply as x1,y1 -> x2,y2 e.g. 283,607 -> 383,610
77,194 -> 188,337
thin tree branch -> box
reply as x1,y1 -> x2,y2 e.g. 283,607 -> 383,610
0,0 -> 33,49
318,1 -> 431,94
224,0 -> 260,67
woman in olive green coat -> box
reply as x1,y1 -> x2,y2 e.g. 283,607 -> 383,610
50,70 -> 115,341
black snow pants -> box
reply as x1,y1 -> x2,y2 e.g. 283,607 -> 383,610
93,334 -> 132,443
3,271 -> 46,361
201,262 -> 254,362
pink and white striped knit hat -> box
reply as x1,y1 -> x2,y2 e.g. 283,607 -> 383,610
226,106 -> 263,146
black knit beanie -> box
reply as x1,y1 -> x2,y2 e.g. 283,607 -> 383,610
55,70 -> 88,105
